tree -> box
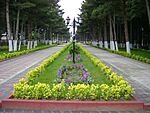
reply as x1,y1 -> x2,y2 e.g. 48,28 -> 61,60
6,0 -> 13,51
145,0 -> 150,26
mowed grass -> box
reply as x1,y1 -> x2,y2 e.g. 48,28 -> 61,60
119,48 -> 150,59
33,47 -> 113,86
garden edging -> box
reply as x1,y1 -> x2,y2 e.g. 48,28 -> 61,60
1,97 -> 144,111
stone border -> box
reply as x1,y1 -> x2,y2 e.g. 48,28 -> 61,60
0,101 -> 2,108
1,96 -> 145,111
144,104 -> 150,110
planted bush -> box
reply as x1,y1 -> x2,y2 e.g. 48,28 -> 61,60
89,43 -> 150,64
65,44 -> 81,62
0,44 -> 57,61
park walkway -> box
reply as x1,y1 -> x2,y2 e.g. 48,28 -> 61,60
82,44 -> 150,105
0,44 -> 150,113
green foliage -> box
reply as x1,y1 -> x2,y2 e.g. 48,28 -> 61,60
13,82 -> 52,99
0,44 -> 57,61
90,44 -> 150,64
68,44 -> 81,54
105,48 -> 150,64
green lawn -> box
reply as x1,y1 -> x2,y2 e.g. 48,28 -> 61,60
119,48 -> 150,59
33,47 -> 113,86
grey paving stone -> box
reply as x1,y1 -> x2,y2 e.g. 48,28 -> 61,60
100,111 -> 109,113
40,110 -> 52,113
33,110 -> 43,113
13,109 -> 24,113
80,111 -> 90,113
3,109 -> 13,113
52,111 -> 62,113
72,111 -> 81,113
63,111 -> 71,113
89,111 -> 99,113
109,111 -> 118,113
23,109 -> 33,113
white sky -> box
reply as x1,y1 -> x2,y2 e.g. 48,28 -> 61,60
58,0 -> 84,22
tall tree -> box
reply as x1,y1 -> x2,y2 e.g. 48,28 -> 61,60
145,0 -> 150,26
6,0 -> 13,51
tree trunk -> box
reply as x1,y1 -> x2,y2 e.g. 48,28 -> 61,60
104,19 -> 108,48
145,0 -> 150,26
6,0 -> 13,51
18,40 -> 21,51
109,15 -> 115,50
18,20 -> 24,50
112,14 -> 118,51
124,15 -> 131,53
130,21 -> 133,48
13,9 -> 20,51
99,28 -> 103,48
27,23 -> 31,49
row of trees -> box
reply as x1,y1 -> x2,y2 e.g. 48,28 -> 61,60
0,0 -> 69,51
77,0 -> 150,53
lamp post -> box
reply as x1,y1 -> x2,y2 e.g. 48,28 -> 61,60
66,17 -> 76,63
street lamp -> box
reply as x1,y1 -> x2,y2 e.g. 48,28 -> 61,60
66,17 -> 77,64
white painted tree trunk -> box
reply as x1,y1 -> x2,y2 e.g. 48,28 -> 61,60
30,41 -> 33,49
34,40 -> 37,48
126,41 -> 131,54
120,43 -> 123,48
45,40 -> 48,45
8,40 -> 13,52
110,41 -> 115,50
27,41 -> 30,49
23,40 -> 26,45
99,41 -> 103,48
18,40 -> 21,51
92,41 -> 97,46
115,41 -> 118,51
13,40 -> 17,51
104,41 -> 108,48
109,16 -> 115,50
49,40 -> 52,44
130,44 -> 133,49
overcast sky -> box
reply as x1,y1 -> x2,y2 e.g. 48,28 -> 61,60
58,0 -> 84,22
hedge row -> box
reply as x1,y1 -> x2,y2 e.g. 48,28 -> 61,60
0,44 -> 57,61
88,44 -> 150,64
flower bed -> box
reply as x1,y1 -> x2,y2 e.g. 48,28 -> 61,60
12,44 -> 134,101
56,64 -> 93,84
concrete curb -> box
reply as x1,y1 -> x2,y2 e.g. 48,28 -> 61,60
0,101 -> 2,108
1,98 -> 144,111
144,104 -> 150,110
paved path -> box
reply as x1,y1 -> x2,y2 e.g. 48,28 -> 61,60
0,45 -> 65,100
82,44 -> 150,105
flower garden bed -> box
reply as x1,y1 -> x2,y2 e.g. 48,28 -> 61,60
1,43 -> 147,110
